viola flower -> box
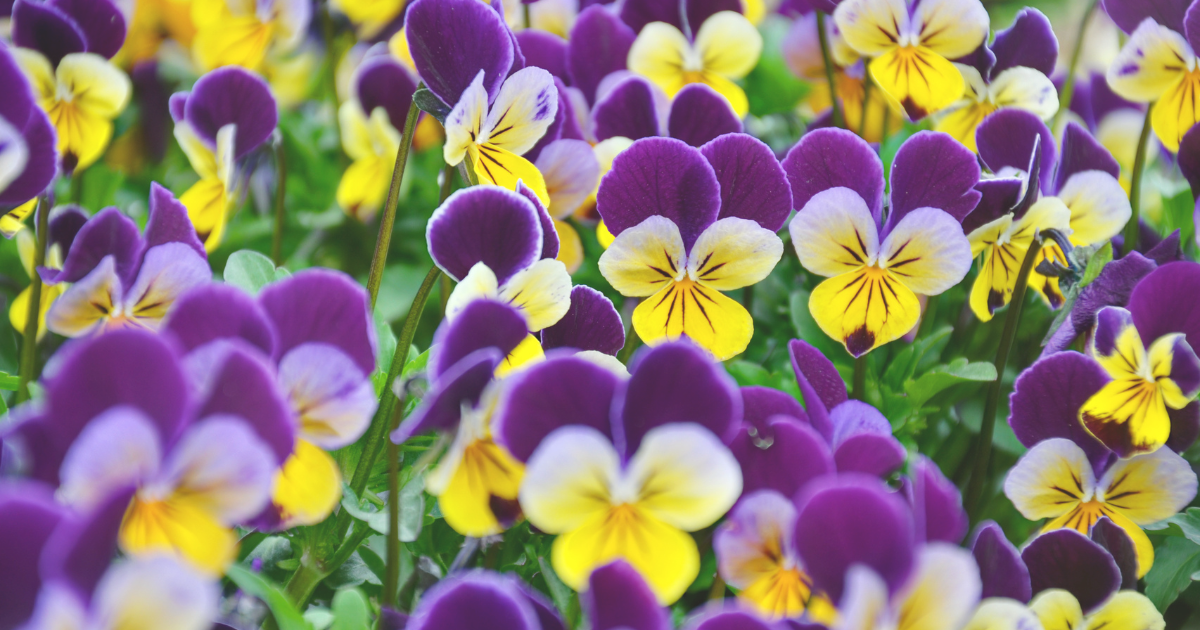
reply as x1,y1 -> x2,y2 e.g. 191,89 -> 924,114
1029,589 -> 1165,630
935,9 -> 1060,152
627,11 -> 762,117
41,184 -> 211,337
1069,74 -> 1155,186
405,570 -> 563,630
786,129 -> 977,357
1004,437 -> 1197,576
833,0 -> 989,120
598,135 -> 791,361
533,139 -> 600,272
7,207 -> 85,340
191,0 -> 311,72
338,55 -> 418,221
164,270 -> 380,529
11,0 -> 130,174
171,66 -> 278,251
1104,0 -> 1200,151
591,77 -> 743,147
969,110 -> 1130,316
0,42 -> 57,216
497,341 -> 743,603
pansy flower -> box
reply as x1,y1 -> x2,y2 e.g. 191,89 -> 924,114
41,184 -> 211,338
338,54 -> 418,221
11,0 -> 130,173
171,67 -> 278,251
1104,0 -> 1200,151
0,42 -> 57,218
626,10 -> 761,118
786,129 -> 977,357
935,9 -> 1060,152
591,77 -> 743,147
598,135 -> 791,361
1030,589 -> 1165,630
833,0 -> 989,120
191,0 -> 311,72
404,570 -> 564,630
497,341 -> 743,603
1068,74 -> 1155,187
968,110 -> 1130,316
532,139 -> 600,272
8,206 -> 85,340
163,269 -> 381,528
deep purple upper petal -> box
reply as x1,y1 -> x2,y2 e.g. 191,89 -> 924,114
669,84 -> 743,147
515,181 -> 559,260
1177,124 -> 1200,197
393,348 -> 502,443
975,109 -> 1056,193
970,521 -> 1032,603
827,401 -> 905,477
1022,529 -> 1121,613
47,206 -> 86,254
0,108 -> 58,208
686,610 -> 776,630
885,131 -> 981,232
620,0 -> 683,33
427,186 -> 544,284
540,286 -> 626,355
989,8 -> 1058,78
39,485 -> 134,604
592,76 -> 663,142
1168,402 -> 1200,452
163,284 -> 275,357
906,456 -> 967,544
1128,262 -> 1200,351
406,0 -> 514,106
1103,0 -> 1189,34
616,340 -> 741,457
702,133 -> 792,232
48,0 -> 126,59
585,560 -> 670,630
516,29 -> 570,85
686,0 -> 743,34
962,177 -> 1022,235
0,42 -> 34,131
184,67 -> 278,160
1008,351 -> 1113,471
730,416 -> 834,498
11,0 -> 85,66
1055,123 -> 1121,194
431,299 -> 529,379
356,56 -> 419,135
258,269 -> 377,376
40,207 -> 141,286
596,137 -> 721,250
568,6 -> 636,104
145,182 -> 206,260
0,482 -> 65,629
740,386 -> 807,430
1091,517 -> 1139,590
782,128 -> 885,226
191,341 -> 295,465
788,339 -> 845,441
407,571 -> 541,630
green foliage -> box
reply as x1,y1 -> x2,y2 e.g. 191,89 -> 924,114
744,17 -> 810,117
226,564 -> 313,630
224,250 -> 291,293
330,589 -> 371,630
1146,536 -> 1200,612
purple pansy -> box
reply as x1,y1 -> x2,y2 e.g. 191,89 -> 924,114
406,571 -> 564,630
592,77 -> 742,147
0,42 -> 57,211
11,0 -> 126,64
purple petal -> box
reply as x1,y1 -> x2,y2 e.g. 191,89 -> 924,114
597,137 -> 720,250
406,0 -> 514,106
1055,123 -> 1121,194
11,0 -> 85,66
885,131 -> 981,232
514,582 -> 565,630
686,0 -> 743,35
1167,402 -> 1200,452
686,610 -> 775,630
259,269 -> 376,376
782,128 -> 885,226
617,340 -> 741,456
1177,125 -> 1200,197
517,30 -> 570,84
190,342 -> 295,465
540,285 -> 626,355
1128,262 -> 1200,351
702,133 -> 792,232
620,0 -> 683,34
48,206 -> 87,254
955,43 -> 996,80
788,339 -> 846,441
1022,529 -> 1121,613
828,401 -> 905,477
585,560 -> 670,630
163,284 -> 275,357
793,475 -> 915,602
427,186 -> 543,284
145,182 -> 205,260
1103,0 -> 1189,34
906,456 -> 967,544
592,76 -> 663,142
0,482 -> 65,629
393,348 -> 502,443
40,485 -> 134,604
408,571 -> 540,630
1090,517 -> 1138,590
0,43 -> 34,131
963,178 -> 1023,235
668,84 -> 743,147
0,109 -> 58,208
1050,250 -> 1164,354
184,67 -> 278,160
970,521 -> 1032,602
41,207 -> 141,286
1008,352 -> 1112,471
432,299 -> 529,378
1093,306 -> 1136,357
169,92 -> 187,123
568,6 -> 636,104
515,181 -> 559,260
729,416 -> 834,497
989,8 -> 1058,78
741,386 -> 807,430
975,109 -> 1056,193
494,355 -> 620,462
355,56 -> 419,136
48,0 -> 126,59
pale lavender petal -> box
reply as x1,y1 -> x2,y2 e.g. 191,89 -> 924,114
121,243 -> 212,329
0,107 -> 57,208
0,482 -> 66,629
162,284 -> 275,357
976,108 -> 1056,193
1055,123 -> 1120,194
668,84 -> 742,147
259,269 -> 377,376
1128,261 -> 1200,352
885,131 -> 981,231
1022,529 -> 1121,612
585,560 -> 669,630
1008,351 -> 1112,470
184,67 -> 278,159
568,6 -> 636,104
42,207 -> 141,286
145,183 -> 205,260
1091,517 -> 1138,590
597,137 -> 721,250
426,186 -> 544,284
278,343 -> 378,450
49,0 -> 126,59
406,0 -> 515,106
161,415 -> 276,523
535,139 -> 601,219
189,341 -> 295,465
702,133 -> 792,232
970,521 -> 1032,602
407,571 -> 540,630
540,285 -> 625,355
906,456 -> 967,544
989,8 -> 1058,77
1103,0 -> 1189,34
729,416 -> 834,497
788,339 -> 845,441
782,128 -> 885,226
11,0 -> 84,65
715,490 -> 798,589
592,76 -> 663,142
57,408 -> 161,510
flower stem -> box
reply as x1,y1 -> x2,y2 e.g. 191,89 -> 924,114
383,431 -> 447,616
15,198 -> 47,405
1050,0 -> 1099,133
816,12 -> 844,129
852,354 -> 866,401
271,140 -> 288,266
859,75 -> 873,137
964,234 -> 1044,519
1121,106 -> 1154,256
366,94 -> 423,310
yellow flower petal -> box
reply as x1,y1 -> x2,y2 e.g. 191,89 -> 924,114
483,67 -> 559,157
497,333 -> 547,376
633,279 -> 754,361
693,11 -> 762,79
1002,438 -> 1095,521
1106,20 -> 1193,103
1097,447 -> 1198,525
555,220 -> 584,273
1057,171 -> 1131,247
193,12 -> 275,71
910,0 -> 989,59
869,46 -> 964,120
120,496 -> 238,575
1150,70 -> 1200,152
500,259 -> 573,331
687,217 -> 783,292
520,425 -> 620,533
436,438 -> 525,537
179,177 -> 230,252
625,424 -> 742,530
0,198 -> 37,239
833,0 -> 909,58
473,144 -> 551,207
1085,590 -> 1165,628
989,67 -> 1060,120
627,21 -> 692,97
272,440 -> 343,528
699,72 -> 751,118
808,266 -> 921,357
598,216 -> 686,297
1030,589 -> 1085,630
935,101 -> 995,153
337,155 -> 394,222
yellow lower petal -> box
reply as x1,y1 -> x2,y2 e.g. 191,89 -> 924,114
497,334 -> 546,377
120,496 -> 237,575
552,503 -> 699,605
46,101 -> 114,172
1104,509 -> 1155,578
1079,378 -> 1171,457
272,440 -> 343,528
633,279 -> 753,361
1086,591 -> 1165,627
337,155 -> 393,222
9,283 -> 63,341
869,46 -> 964,120
1150,70 -> 1200,153
935,102 -> 995,153
555,220 -> 584,274
193,14 -> 275,71
0,198 -> 37,238
597,220 -> 615,249
179,177 -> 229,252
739,568 -> 817,620
809,266 -> 921,357
473,144 -> 551,207
436,438 -> 525,537
969,242 -> 1027,322
1029,243 -> 1068,310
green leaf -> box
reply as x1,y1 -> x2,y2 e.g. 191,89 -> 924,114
1081,242 -> 1113,286
1147,508 -> 1200,544
743,17 -> 810,116
224,250 -> 290,294
398,473 -> 426,543
725,360 -> 773,387
0,372 -> 20,391
413,88 -> 450,123
225,564 -> 313,630
1145,536 -> 1200,611
1161,188 -> 1196,249
905,358 -> 997,409
330,588 -> 371,630
883,328 -> 952,391
340,486 -> 389,535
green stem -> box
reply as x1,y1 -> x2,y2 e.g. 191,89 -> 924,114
618,305 -> 642,364
461,153 -> 480,187
320,0 -> 340,108
852,354 -> 867,401
816,12 -> 843,129
271,140 -> 288,266
16,199 -> 47,404
859,75 -> 873,137
964,234 -> 1044,519
1049,0 -> 1099,133
524,2 -> 532,28
382,432 -> 446,618
1121,106 -> 1154,257
366,95 -> 422,310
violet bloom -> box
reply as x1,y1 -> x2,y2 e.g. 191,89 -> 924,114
406,570 -> 563,630
41,183 -> 211,338
583,560 -> 672,630
591,76 -> 742,147
0,42 -> 57,217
